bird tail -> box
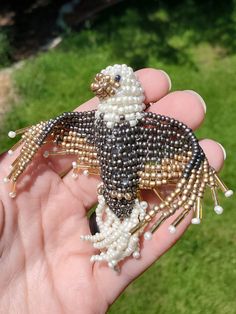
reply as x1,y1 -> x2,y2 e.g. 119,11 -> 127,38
81,196 -> 148,270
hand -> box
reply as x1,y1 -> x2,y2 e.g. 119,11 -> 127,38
0,68 -> 225,314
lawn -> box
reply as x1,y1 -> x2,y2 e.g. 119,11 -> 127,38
0,1 -> 236,313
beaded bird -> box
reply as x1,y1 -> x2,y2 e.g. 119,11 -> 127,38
5,64 -> 233,270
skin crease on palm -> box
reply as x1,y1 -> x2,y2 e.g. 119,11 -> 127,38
0,68 -> 225,314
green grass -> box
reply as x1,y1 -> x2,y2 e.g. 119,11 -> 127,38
0,30 -> 11,68
1,1 -> 236,313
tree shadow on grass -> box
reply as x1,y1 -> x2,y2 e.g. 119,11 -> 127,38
63,0 -> 236,69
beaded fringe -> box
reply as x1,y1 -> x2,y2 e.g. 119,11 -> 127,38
81,196 -> 147,270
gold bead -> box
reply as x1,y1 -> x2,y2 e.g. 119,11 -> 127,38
148,210 -> 155,217
153,205 -> 159,212
125,193 -> 132,201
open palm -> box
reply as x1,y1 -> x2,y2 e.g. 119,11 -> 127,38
0,68 -> 225,314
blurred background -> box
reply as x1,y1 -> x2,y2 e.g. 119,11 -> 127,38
0,0 -> 235,313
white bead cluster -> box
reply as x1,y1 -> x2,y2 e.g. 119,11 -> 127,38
81,196 -> 147,270
95,64 -> 145,128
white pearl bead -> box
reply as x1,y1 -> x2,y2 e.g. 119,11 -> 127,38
83,170 -> 89,177
191,217 -> 201,224
3,177 -> 10,183
214,205 -> 224,215
107,121 -> 114,128
136,112 -> 142,119
129,113 -> 135,120
72,161 -> 77,169
132,251 -> 140,259
131,86 -> 137,94
118,107 -> 123,114
43,151 -> 49,158
127,105 -> 132,113
140,201 -> 148,210
126,86 -> 131,94
8,131 -> 16,138
98,195 -> 104,203
112,106 -> 118,113
129,120 -> 137,127
144,231 -> 152,240
111,260 -> 117,266
128,96 -> 133,104
9,191 -> 16,198
8,150 -> 14,156
72,172 -> 78,179
225,190 -> 233,198
168,225 -> 176,234
116,97 -> 122,104
90,256 -> 96,262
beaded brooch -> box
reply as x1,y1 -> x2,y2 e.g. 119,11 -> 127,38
5,64 -> 233,270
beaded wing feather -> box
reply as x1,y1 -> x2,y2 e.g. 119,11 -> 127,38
5,64 -> 233,270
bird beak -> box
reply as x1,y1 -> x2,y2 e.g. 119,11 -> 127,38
91,73 -> 120,99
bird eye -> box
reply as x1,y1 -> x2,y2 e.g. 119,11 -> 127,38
114,74 -> 121,82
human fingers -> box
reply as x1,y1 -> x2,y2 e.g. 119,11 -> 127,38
149,90 -> 206,130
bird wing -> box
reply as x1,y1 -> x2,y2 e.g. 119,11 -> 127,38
138,156 -> 191,190
128,111 -> 229,237
7,110 -> 98,186
137,111 -> 205,190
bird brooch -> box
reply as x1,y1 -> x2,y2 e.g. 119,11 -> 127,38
4,64 -> 233,270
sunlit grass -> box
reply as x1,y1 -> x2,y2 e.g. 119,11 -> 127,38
0,1 -> 235,313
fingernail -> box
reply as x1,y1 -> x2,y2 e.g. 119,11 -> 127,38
159,70 -> 172,91
217,142 -> 227,160
185,90 -> 207,113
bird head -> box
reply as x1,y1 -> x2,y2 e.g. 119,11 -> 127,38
92,64 -> 145,128
91,72 -> 121,99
